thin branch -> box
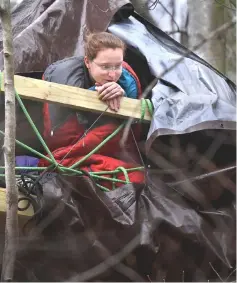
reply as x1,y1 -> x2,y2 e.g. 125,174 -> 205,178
209,262 -> 224,282
167,165 -> 236,186
166,30 -> 188,36
88,0 -> 109,13
120,16 -> 236,146
229,0 -> 236,7
215,0 -> 236,11
159,0 -> 180,32
147,274 -> 152,282
0,0 -> 18,281
147,0 -> 159,10
170,0 -> 176,34
225,268 -> 237,281
147,0 -> 181,34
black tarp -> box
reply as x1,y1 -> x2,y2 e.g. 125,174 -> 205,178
14,172 -> 236,282
0,0 -> 235,281
0,0 -> 134,72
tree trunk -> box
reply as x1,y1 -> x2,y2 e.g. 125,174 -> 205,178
224,1 -> 236,83
187,0 -> 225,73
0,0 -> 18,281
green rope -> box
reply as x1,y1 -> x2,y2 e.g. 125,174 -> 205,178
112,166 -> 130,190
9,82 -> 57,166
116,167 -> 130,183
0,165 -> 142,185
0,130 -> 53,163
140,99 -> 146,121
0,166 -> 144,175
59,166 -> 129,184
47,165 -> 144,177
69,122 -> 125,169
91,173 -> 128,184
0,167 -> 46,171
92,166 -> 144,175
96,184 -> 110,192
140,98 -> 153,121
0,171 -> 110,192
60,165 -> 144,176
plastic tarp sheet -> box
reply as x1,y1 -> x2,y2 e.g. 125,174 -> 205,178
108,16 -> 236,149
14,173 -> 236,282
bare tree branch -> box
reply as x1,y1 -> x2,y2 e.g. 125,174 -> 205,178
0,0 -> 18,281
166,29 -> 188,36
158,0 -> 181,32
147,0 -> 159,10
170,0 -> 176,33
120,16 -> 236,146
209,262 -> 224,282
215,0 -> 236,11
225,268 -> 237,281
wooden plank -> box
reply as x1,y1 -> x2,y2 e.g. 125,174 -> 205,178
0,73 -> 152,122
0,188 -> 34,231
0,188 -> 34,217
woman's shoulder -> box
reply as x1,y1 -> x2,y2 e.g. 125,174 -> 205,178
43,56 -> 86,87
119,62 -> 142,98
119,67 -> 135,84
118,62 -> 141,98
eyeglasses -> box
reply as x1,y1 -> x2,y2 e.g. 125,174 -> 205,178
92,61 -> 122,71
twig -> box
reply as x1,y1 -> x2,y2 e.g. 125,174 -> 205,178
159,0 -> 180,32
168,165 -> 236,186
147,0 -> 159,10
88,0 -> 109,13
229,0 -> 236,8
167,30 -> 188,36
215,0 -> 236,11
147,274 -> 152,282
225,268 -> 236,282
120,16 -> 236,146
0,0 -> 18,281
209,262 -> 224,282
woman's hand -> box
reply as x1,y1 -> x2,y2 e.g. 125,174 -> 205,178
95,82 -> 125,101
105,96 -> 122,112
95,82 -> 125,112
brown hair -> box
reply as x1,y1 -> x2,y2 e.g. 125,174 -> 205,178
85,32 -> 126,61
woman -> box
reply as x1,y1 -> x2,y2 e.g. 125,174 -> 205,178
84,32 -> 141,112
42,31 -> 142,150
16,32 -> 144,189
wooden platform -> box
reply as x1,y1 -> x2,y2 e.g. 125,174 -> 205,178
0,73 -> 152,223
0,73 -> 152,122
0,188 -> 34,231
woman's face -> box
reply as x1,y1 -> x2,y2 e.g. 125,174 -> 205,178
84,48 -> 123,85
